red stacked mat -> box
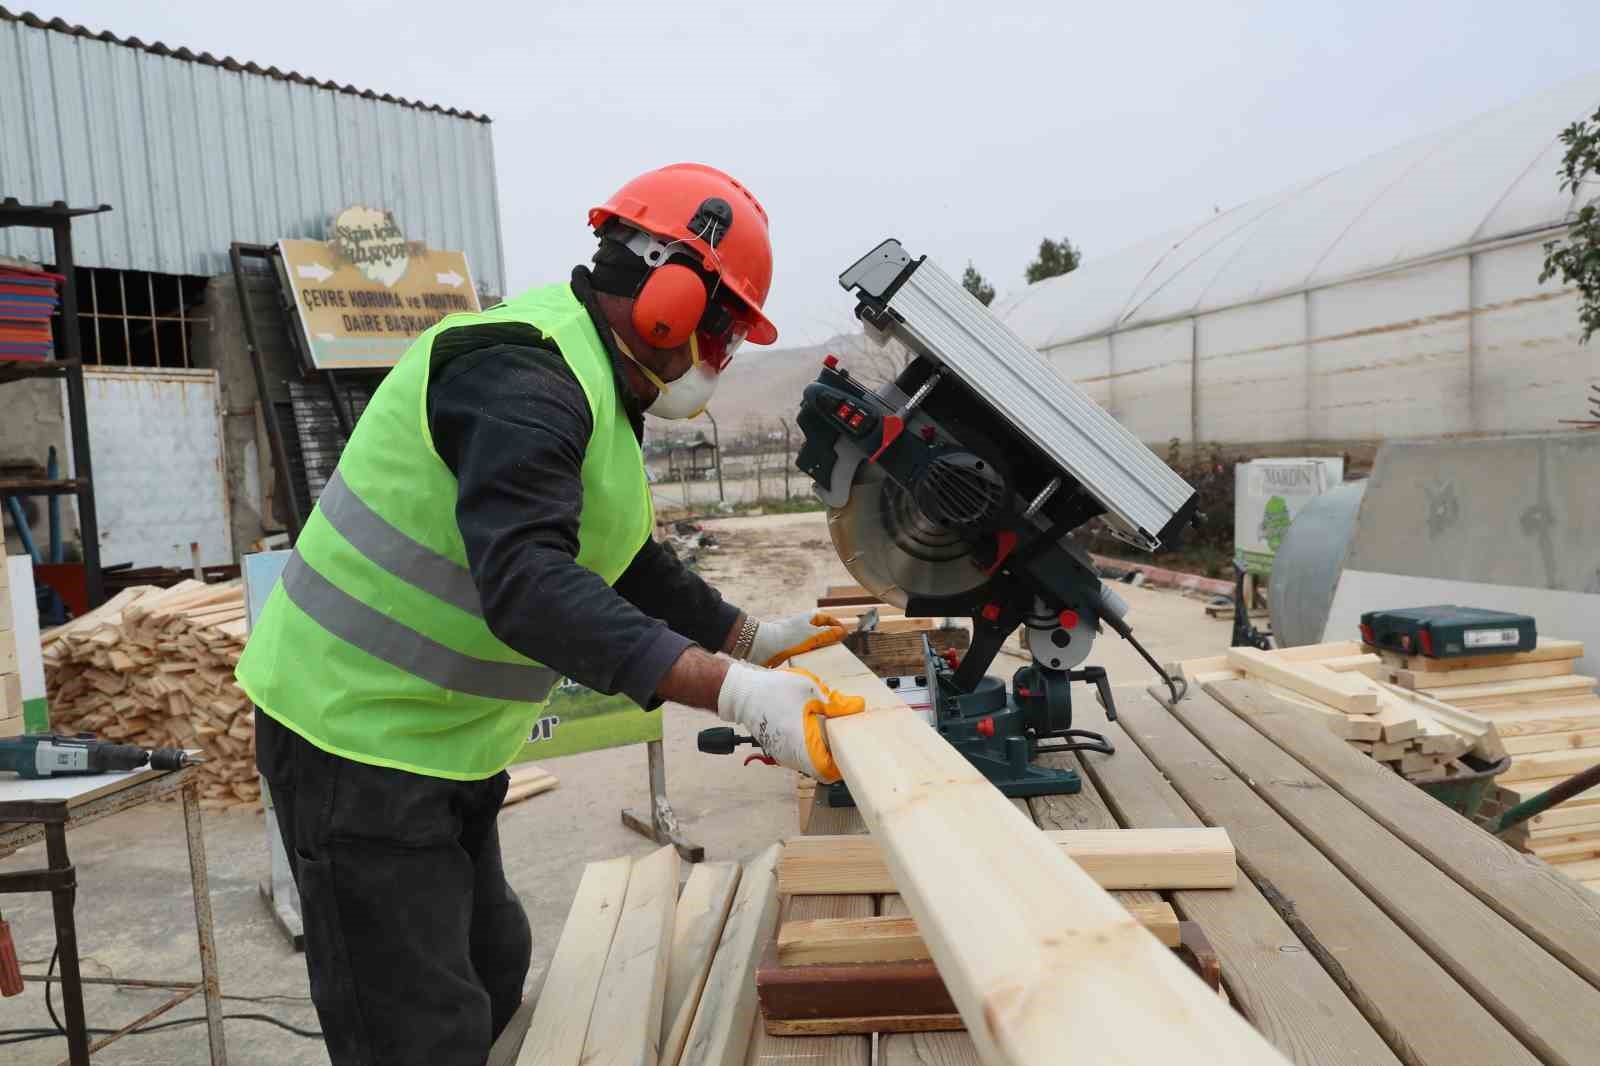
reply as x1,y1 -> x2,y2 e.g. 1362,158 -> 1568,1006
0,266 -> 64,361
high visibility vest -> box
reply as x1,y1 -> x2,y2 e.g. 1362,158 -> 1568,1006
235,283 -> 654,780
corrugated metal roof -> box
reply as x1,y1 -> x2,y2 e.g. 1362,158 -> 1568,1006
999,69 -> 1600,350
0,7 -> 490,121
0,10 -> 506,293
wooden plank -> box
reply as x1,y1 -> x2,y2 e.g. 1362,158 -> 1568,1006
581,845 -> 679,1066
1504,728 -> 1600,755
1205,680 -> 1600,993
793,643 -> 1286,1066
1500,747 -> 1600,785
681,844 -> 781,1066
1376,638 -> 1584,673
0,671 -> 21,720
1384,659 -> 1573,690
817,593 -> 890,607
1227,647 -> 1379,714
1507,775 -> 1600,806
661,862 -> 741,1066
767,1014 -> 964,1037
1428,674 -> 1597,709
1380,686 -> 1506,760
778,900 -> 1183,966
1267,641 -> 1367,661
1171,683 -> 1600,1065
778,827 -> 1236,895
1118,689 -> 1542,1066
823,583 -> 871,599
1479,702 -> 1600,737
1529,802 -> 1600,830
518,856 -> 633,1066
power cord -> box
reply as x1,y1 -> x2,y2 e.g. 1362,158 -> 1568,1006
0,946 -> 323,1046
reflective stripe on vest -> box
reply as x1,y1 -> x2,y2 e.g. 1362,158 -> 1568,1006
317,469 -> 483,617
279,553 -> 559,703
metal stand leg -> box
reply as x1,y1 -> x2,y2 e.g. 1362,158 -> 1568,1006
620,740 -> 705,863
257,778 -> 305,950
43,824 -> 90,1066
182,783 -> 229,1066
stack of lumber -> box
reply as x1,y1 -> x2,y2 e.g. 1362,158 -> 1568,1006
1363,640 -> 1600,893
0,558 -> 20,738
40,581 -> 257,810
515,845 -> 759,1066
1177,642 -> 1512,784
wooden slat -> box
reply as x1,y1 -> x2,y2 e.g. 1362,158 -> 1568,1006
779,827 -> 1236,895
1377,638 -> 1584,673
1479,702 -> 1600,737
1504,728 -> 1600,755
1500,747 -> 1600,784
1118,689 -> 1541,1066
1079,701 -> 1401,1066
581,845 -> 679,1066
794,643 -> 1285,1066
518,856 -> 633,1066
1429,675 -> 1597,709
1173,684 -> 1600,1065
1384,658 -> 1573,690
779,900 -> 1183,966
1227,647 -> 1379,714
661,862 -> 741,1066
1205,680 -> 1600,992
682,844 -> 781,1066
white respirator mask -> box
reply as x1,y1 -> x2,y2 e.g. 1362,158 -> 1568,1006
613,331 -> 720,420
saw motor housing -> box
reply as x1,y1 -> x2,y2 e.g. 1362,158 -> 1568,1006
797,239 -> 1198,800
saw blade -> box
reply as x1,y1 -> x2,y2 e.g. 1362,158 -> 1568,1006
826,463 -> 989,607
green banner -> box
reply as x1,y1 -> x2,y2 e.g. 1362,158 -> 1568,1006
513,680 -> 663,763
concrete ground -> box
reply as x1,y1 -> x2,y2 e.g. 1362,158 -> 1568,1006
0,511 -> 1232,1064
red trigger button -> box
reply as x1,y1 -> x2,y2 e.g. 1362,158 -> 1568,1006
976,717 -> 995,738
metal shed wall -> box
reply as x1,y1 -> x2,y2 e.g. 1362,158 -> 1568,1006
0,14 -> 505,294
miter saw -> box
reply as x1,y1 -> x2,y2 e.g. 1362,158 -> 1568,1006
795,239 -> 1198,804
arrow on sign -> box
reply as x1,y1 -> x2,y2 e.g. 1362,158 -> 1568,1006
436,270 -> 464,287
297,262 -> 334,282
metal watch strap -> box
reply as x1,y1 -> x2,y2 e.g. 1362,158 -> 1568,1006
732,617 -> 759,661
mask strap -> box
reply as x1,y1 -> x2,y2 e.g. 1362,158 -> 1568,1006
612,331 -> 670,392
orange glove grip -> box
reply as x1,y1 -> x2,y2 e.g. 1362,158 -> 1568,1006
784,667 -> 867,782
760,613 -> 849,668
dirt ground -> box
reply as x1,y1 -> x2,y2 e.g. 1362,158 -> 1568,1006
0,511 -> 1233,1064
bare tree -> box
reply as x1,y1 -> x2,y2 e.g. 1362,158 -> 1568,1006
832,330 -> 916,389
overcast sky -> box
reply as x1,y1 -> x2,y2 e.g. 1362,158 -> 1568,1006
41,0 -> 1600,346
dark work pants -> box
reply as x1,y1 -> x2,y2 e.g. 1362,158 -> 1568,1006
256,710 -> 532,1066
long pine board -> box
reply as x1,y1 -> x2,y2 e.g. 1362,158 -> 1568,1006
1079,703 -> 1402,1066
1384,658 -> 1573,690
1227,647 -> 1379,714
793,643 -> 1287,1066
1499,747 -> 1600,784
518,856 -> 633,1065
661,862 -> 741,1066
779,827 -> 1234,895
1376,638 -> 1584,673
1205,680 -> 1600,993
1117,690 -> 1540,1066
1504,728 -> 1600,755
1170,685 -> 1600,1066
680,844 -> 781,1066
581,845 -> 679,1066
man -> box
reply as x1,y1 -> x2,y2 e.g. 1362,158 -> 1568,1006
236,163 -> 860,1066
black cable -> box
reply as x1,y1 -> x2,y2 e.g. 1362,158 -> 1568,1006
0,1012 -> 324,1045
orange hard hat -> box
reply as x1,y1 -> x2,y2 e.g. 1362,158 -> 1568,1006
589,163 -> 777,346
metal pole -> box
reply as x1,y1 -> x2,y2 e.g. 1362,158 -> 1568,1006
1495,761 -> 1600,835
43,823 -> 91,1066
619,740 -> 705,863
705,411 -> 724,503
54,219 -> 104,608
782,420 -> 791,501
230,244 -> 304,539
182,782 -> 229,1065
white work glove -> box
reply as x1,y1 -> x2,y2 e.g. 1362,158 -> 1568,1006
717,662 -> 866,783
746,612 -> 849,668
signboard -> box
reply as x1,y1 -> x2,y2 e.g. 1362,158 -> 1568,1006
8,556 -> 48,732
513,679 -> 663,763
279,206 -> 480,370
1235,457 -> 1344,576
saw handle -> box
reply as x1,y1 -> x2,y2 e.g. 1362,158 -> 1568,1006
697,727 -> 757,756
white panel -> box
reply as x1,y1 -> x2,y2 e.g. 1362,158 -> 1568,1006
1044,337 -> 1112,409
1104,320 -> 1193,444
6,557 -> 45,704
1472,240 -> 1594,434
84,369 -> 233,569
1196,295 -> 1308,444
1307,258 -> 1471,440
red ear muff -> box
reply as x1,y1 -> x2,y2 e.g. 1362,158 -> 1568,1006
631,263 -> 708,349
